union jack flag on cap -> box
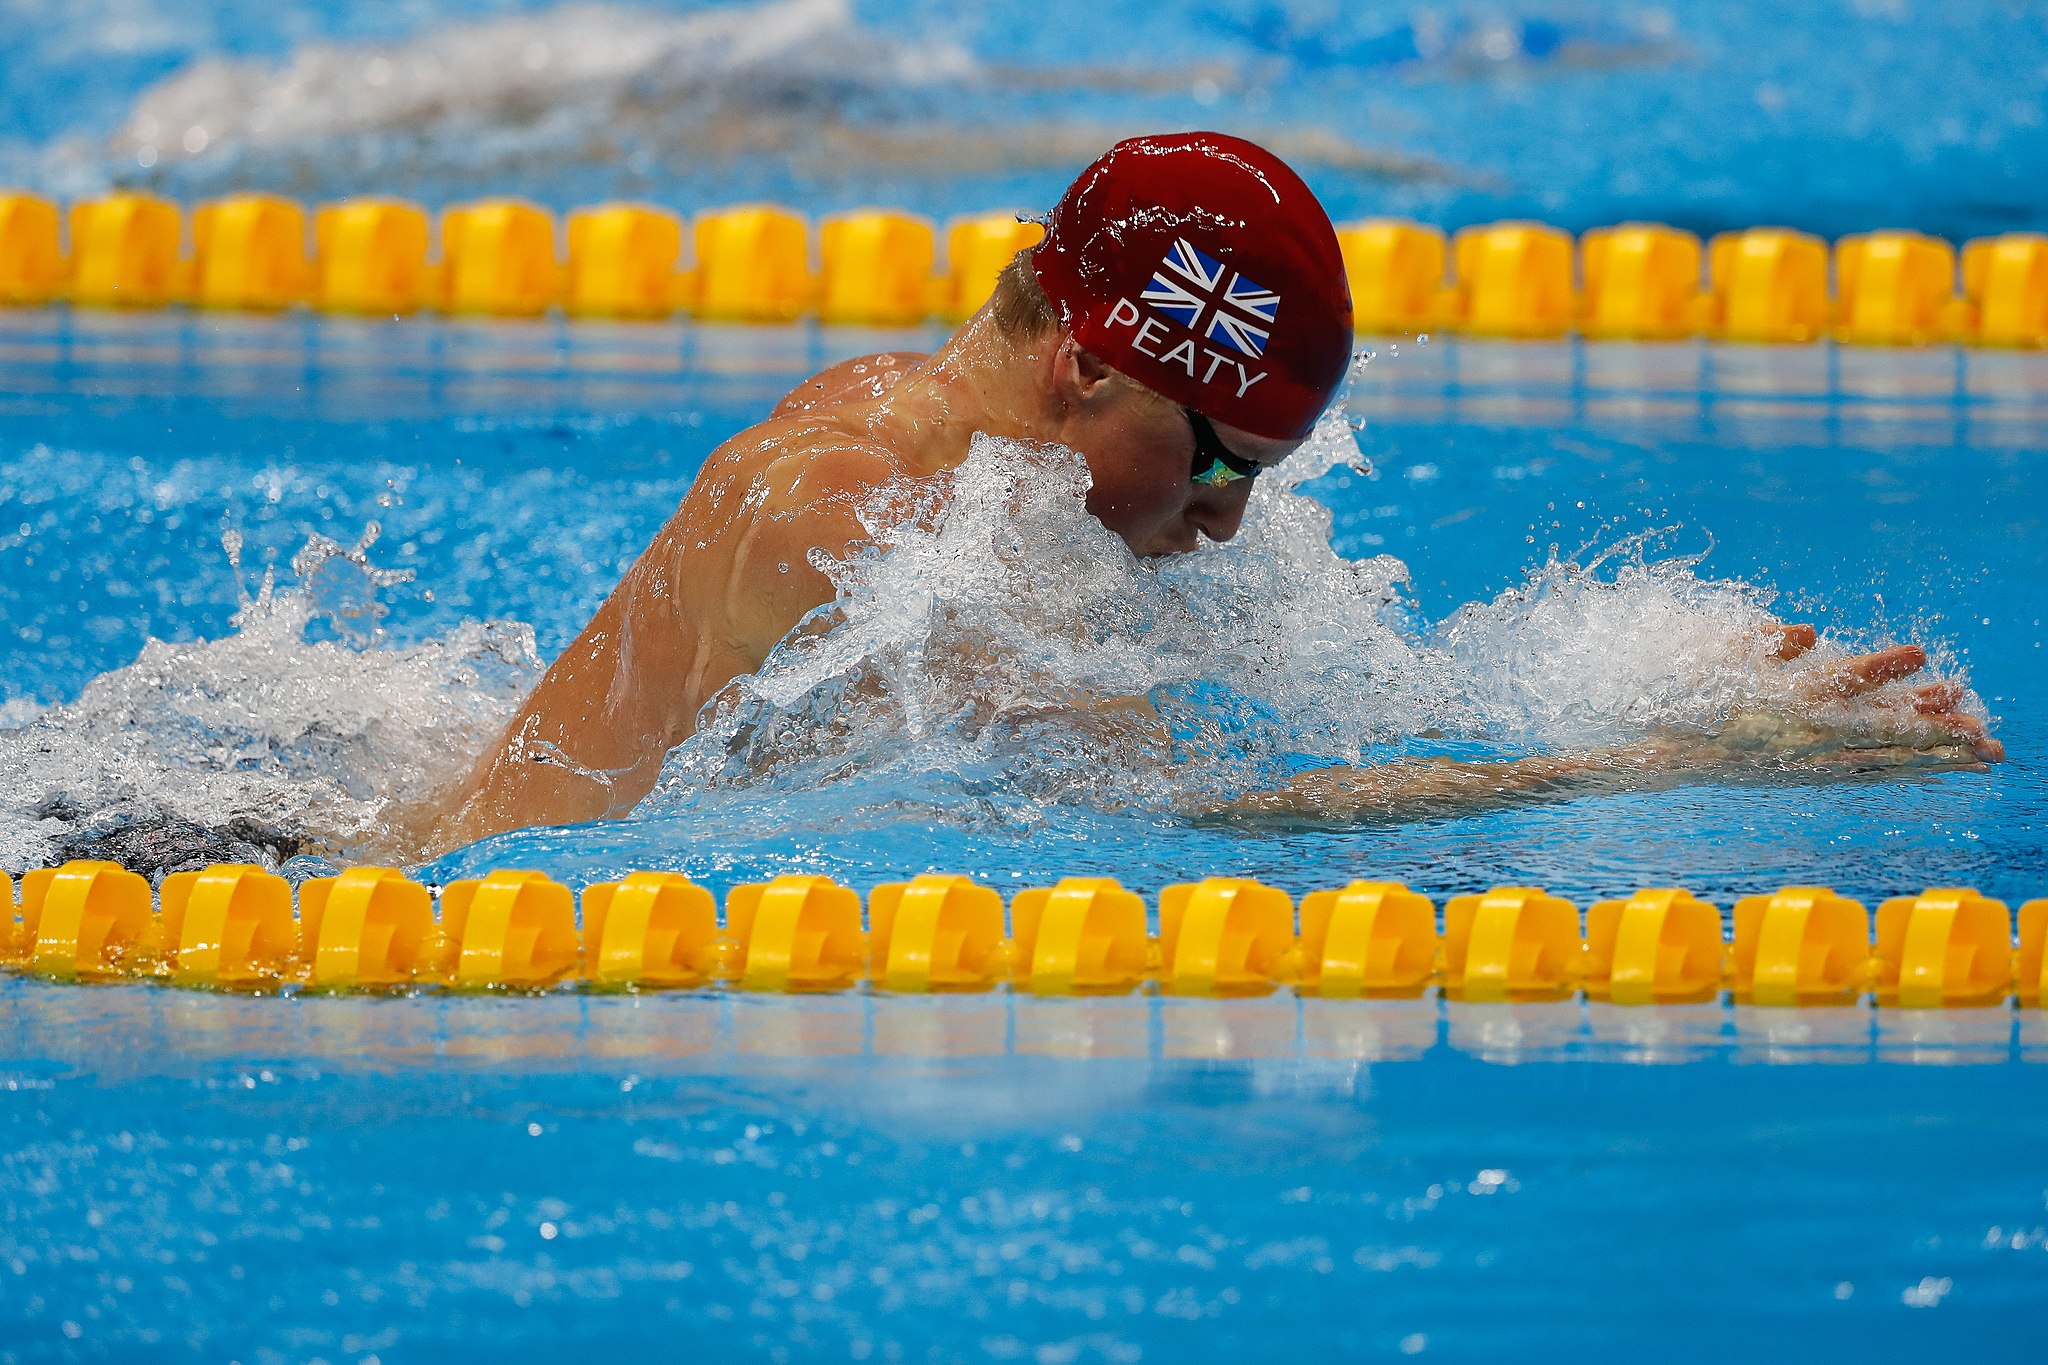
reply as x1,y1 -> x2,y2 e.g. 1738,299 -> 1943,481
1140,238 -> 1282,359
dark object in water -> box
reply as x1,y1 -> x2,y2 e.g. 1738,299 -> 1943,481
36,794 -> 302,883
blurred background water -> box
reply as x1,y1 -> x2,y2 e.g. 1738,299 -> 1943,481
4,0 -> 2047,239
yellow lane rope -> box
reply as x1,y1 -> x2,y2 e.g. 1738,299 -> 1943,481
2,191 -> 2044,343
4,861 -> 2044,1004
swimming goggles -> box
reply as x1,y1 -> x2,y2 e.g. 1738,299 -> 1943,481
1186,408 -> 1264,488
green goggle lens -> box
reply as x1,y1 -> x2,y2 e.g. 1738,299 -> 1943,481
1186,408 -> 1263,487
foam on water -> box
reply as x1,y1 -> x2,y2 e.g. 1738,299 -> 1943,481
640,410 -> 1946,834
0,529 -> 538,874
0,404 -> 1981,876
57,0 -> 1454,205
114,0 -> 971,175
8,0 -> 2048,240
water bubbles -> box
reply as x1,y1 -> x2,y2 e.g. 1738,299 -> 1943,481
289,524 -> 418,647
0,527 -> 538,872
635,410 -> 1862,830
1901,1276 -> 1951,1308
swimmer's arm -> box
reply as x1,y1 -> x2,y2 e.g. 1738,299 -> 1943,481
441,441 -> 897,844
1217,731 -> 1991,827
711,445 -> 902,663
436,528 -> 742,842
1217,643 -> 2003,826
1030,624 -> 1826,761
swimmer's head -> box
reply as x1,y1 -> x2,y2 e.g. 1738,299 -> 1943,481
990,132 -> 1353,556
1032,131 -> 1353,443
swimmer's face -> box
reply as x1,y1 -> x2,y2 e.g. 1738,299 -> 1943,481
1048,340 -> 1302,557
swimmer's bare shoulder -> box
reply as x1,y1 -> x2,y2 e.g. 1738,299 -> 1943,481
770,351 -> 924,418
665,408 -> 903,661
438,355 -> 928,845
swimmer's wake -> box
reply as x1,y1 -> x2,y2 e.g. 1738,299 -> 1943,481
0,530 -> 539,877
0,419 -> 1996,878
643,418 -> 1993,827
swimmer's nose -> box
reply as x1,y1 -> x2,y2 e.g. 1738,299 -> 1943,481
1185,490 -> 1248,545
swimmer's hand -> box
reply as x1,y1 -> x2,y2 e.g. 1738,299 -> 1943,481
1762,625 -> 2003,764
1217,633 -> 2002,827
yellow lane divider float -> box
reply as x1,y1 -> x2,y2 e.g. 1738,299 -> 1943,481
1,189 -> 2045,344
3,861 -> 2047,1005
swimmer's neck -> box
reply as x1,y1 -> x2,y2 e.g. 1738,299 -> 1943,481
868,312 -> 1063,472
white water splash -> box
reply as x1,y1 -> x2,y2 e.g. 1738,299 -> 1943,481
642,412 -> 1859,828
0,529 -> 539,873
88,0 -> 1460,200
113,0 -> 969,175
0,415 -> 1971,871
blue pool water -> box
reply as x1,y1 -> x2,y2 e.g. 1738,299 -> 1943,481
6,0 -> 2048,1356
5,985 -> 2048,1361
3,313 -> 2046,1359
2,311 -> 2042,903
7,0 -> 2048,241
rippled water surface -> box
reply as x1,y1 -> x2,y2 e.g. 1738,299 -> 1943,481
5,2 -> 2048,1352
7,982 -> 2048,1362
6,0 -> 2048,239
3,314 -> 2045,1357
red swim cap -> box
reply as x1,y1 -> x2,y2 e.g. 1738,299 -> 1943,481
1030,131 -> 1353,441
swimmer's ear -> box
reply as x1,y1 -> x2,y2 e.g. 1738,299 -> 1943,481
1052,339 -> 1121,407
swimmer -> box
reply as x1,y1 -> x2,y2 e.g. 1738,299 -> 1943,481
443,132 -> 2001,846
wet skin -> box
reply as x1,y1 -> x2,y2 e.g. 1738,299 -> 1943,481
1229,627 -> 2005,826
441,314 -> 2002,850
443,309 -> 1296,846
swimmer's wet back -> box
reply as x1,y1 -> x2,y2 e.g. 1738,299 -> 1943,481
436,130 -> 1379,844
